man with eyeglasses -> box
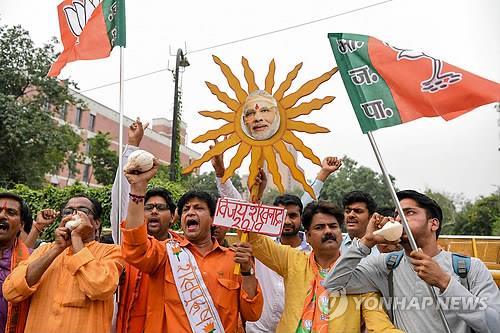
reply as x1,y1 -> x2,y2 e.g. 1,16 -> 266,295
116,187 -> 179,333
3,194 -> 123,333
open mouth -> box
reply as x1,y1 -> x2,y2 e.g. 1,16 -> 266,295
346,220 -> 358,227
0,221 -> 9,231
147,218 -> 160,228
186,219 -> 199,232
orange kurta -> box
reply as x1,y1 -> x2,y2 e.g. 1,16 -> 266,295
121,222 -> 263,333
116,263 -> 149,333
3,241 -> 123,333
116,232 -> 181,333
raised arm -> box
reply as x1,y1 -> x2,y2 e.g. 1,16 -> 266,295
111,118 -> 149,243
211,139 -> 243,200
120,157 -> 168,274
301,156 -> 342,206
23,208 -> 58,248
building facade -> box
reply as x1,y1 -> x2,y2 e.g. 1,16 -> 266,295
49,89 -> 200,187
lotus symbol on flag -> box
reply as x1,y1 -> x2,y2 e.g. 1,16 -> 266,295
63,0 -> 99,37
386,44 -> 463,93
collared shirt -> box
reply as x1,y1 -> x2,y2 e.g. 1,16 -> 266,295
275,231 -> 312,253
249,233 -> 403,333
341,234 -> 380,256
3,241 -> 122,333
121,222 -> 263,333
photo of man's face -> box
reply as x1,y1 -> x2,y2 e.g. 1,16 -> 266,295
242,90 -> 280,140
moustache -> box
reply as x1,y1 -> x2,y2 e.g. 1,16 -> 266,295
321,234 -> 337,242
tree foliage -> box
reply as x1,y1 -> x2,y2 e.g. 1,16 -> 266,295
453,192 -> 500,236
180,171 -> 245,199
319,156 -> 396,209
0,24 -> 82,188
0,178 -> 188,240
87,132 -> 118,185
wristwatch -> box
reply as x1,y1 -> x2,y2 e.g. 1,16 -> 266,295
241,267 -> 254,276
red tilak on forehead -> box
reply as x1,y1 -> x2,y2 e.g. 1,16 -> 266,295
255,103 -> 259,110
1,202 -> 6,210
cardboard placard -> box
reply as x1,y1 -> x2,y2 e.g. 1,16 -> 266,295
213,198 -> 286,236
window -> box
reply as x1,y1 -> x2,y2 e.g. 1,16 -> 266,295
59,103 -> 68,121
75,107 -> 83,127
88,114 -> 96,131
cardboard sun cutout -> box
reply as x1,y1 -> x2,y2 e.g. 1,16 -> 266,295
182,56 -> 338,199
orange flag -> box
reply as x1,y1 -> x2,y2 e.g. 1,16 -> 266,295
328,33 -> 500,133
48,0 -> 126,77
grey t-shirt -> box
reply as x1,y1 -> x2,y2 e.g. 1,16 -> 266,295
323,239 -> 500,333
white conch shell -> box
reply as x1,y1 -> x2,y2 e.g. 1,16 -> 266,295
373,221 -> 403,241
124,150 -> 155,173
65,215 -> 82,231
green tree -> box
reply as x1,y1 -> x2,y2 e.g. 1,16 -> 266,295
261,186 -> 304,205
454,192 -> 500,236
0,24 -> 82,188
87,132 -> 119,185
319,156 -> 396,208
181,171 -> 245,199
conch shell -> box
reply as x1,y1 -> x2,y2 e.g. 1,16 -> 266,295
65,215 -> 82,231
373,221 -> 403,241
124,150 -> 155,173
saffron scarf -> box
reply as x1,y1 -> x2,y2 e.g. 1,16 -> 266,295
296,253 -> 331,333
166,240 -> 225,333
5,239 -> 30,333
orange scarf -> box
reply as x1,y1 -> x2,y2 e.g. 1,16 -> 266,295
5,239 -> 30,333
296,254 -> 331,333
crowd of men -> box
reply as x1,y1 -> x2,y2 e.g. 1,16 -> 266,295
0,119 -> 498,333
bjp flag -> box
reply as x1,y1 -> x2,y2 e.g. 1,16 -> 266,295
328,33 -> 500,133
48,0 -> 126,77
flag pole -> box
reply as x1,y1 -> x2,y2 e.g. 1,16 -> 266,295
117,47 -> 125,245
366,131 -> 452,333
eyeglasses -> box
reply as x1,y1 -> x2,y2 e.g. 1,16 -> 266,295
61,207 -> 95,217
144,203 -> 169,212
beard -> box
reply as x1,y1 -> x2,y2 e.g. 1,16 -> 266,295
282,224 -> 300,236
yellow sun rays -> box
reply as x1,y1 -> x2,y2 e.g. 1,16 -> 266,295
183,56 -> 337,199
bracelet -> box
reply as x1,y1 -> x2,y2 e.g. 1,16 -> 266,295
129,193 -> 145,204
33,223 -> 44,233
354,238 -> 372,256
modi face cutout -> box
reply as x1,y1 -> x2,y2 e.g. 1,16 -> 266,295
242,90 -> 280,140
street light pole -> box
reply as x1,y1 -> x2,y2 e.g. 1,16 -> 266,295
170,48 -> 189,181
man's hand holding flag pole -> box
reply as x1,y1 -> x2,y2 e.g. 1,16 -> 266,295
328,32 -> 500,333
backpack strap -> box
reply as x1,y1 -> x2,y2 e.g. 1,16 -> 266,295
452,253 -> 471,290
385,251 -> 405,321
